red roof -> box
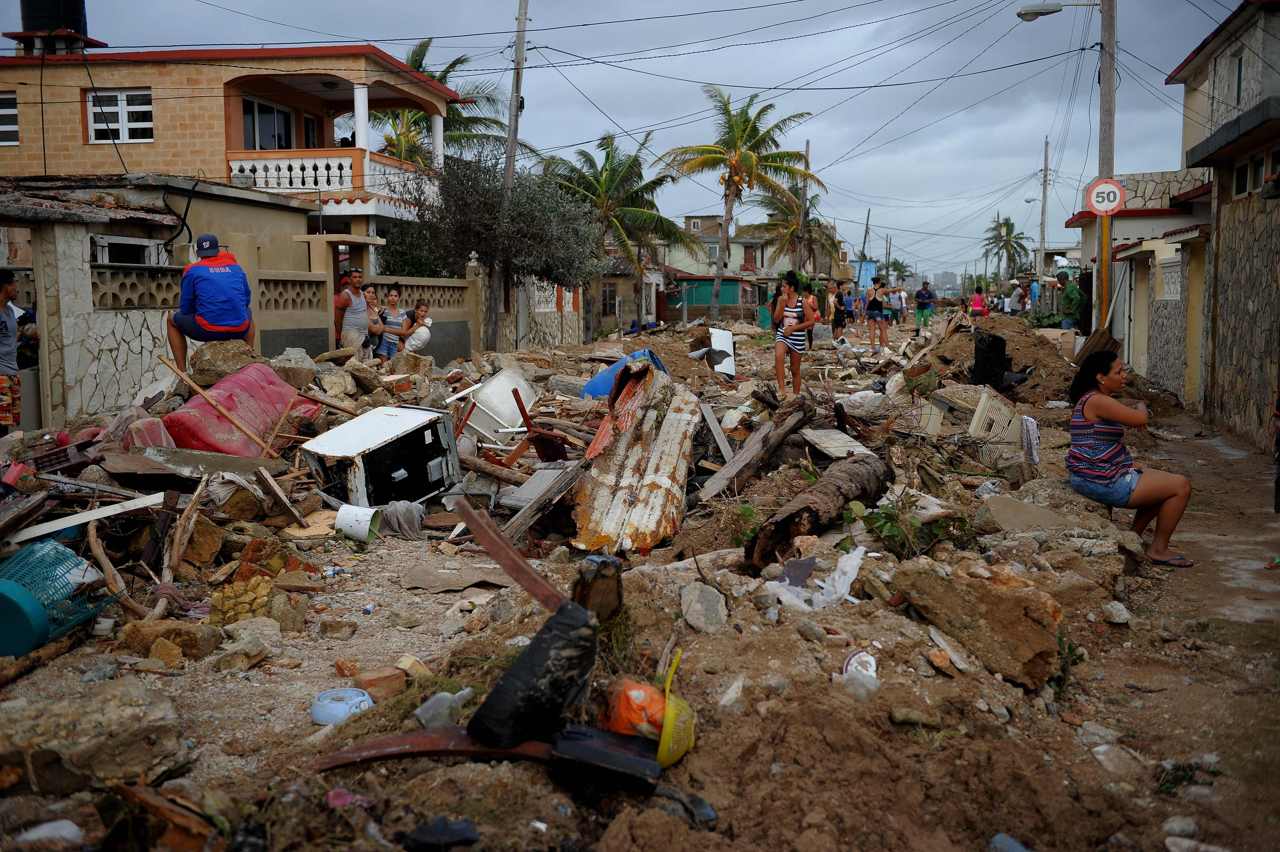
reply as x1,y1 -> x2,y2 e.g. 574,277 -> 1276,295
0,44 -> 461,103
1170,182 -> 1212,205
1064,207 -> 1183,228
1166,1 -> 1280,84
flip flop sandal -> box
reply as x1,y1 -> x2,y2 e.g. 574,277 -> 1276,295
1149,555 -> 1194,568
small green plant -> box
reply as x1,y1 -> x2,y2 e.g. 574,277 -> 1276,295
863,492 -> 975,559
730,502 -> 761,546
1048,629 -> 1086,700
1155,761 -> 1220,796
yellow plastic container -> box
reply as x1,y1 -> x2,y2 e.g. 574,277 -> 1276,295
656,649 -> 696,768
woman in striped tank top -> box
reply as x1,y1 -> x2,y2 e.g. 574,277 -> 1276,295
1067,351 -> 1194,567
772,272 -> 817,398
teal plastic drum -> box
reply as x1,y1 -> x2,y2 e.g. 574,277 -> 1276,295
0,579 -> 51,658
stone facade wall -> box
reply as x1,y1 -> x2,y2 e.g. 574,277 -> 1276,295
497,279 -> 584,351
1206,188 -> 1280,449
1206,14 -> 1278,134
1146,255 -> 1188,398
1094,170 -> 1211,210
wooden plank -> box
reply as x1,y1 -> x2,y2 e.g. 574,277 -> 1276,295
700,403 -> 734,462
697,405 -> 810,503
460,454 -> 530,486
158,356 -> 278,457
35,473 -> 145,500
254,466 -> 307,527
800,428 -> 871,459
280,509 -> 338,541
502,459 -> 587,542
6,492 -> 166,545
300,389 -> 358,417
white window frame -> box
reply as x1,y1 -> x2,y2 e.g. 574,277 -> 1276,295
687,219 -> 701,232
241,95 -> 295,151
0,91 -> 17,146
91,235 -> 170,266
88,88 -> 153,144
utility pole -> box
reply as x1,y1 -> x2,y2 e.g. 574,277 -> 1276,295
860,208 -> 871,261
1096,0 -> 1116,332
489,0 -> 530,350
1037,135 -> 1049,292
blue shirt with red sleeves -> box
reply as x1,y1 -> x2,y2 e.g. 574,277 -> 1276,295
180,251 -> 252,333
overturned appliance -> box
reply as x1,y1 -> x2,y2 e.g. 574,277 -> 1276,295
301,406 -> 461,507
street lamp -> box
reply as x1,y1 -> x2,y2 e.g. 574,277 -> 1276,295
1018,0 -> 1115,326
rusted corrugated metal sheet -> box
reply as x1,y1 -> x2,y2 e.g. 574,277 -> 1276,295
573,373 -> 700,555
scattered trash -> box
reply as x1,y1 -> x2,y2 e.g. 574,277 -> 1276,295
835,650 -> 880,701
414,687 -> 475,729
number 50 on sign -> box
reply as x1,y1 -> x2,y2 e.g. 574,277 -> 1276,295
1085,177 -> 1126,216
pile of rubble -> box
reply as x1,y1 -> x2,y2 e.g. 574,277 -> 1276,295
0,313 -> 1216,850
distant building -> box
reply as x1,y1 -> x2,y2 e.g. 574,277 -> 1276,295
930,271 -> 959,296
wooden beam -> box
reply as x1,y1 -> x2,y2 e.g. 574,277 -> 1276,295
699,403 -> 733,462
158,356 -> 278,457
696,403 -> 811,503
502,459 -> 587,542
6,492 -> 166,546
254,467 -> 307,527
460,454 -> 531,486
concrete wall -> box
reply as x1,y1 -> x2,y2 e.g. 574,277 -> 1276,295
1205,11 -> 1280,134
1147,253 -> 1189,397
1182,241 -> 1208,410
1204,177 -> 1280,449
495,279 -> 583,352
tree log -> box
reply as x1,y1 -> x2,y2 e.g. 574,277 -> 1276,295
0,629 -> 86,688
747,451 -> 892,570
460,454 -> 531,485
88,520 -> 151,619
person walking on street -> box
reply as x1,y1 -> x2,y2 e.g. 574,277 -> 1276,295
802,279 -> 820,349
828,281 -> 846,338
865,277 -> 890,353
969,285 -> 989,318
1067,351 -> 1193,566
913,280 -> 935,337
1061,278 -> 1083,329
773,272 -> 817,398
166,234 -> 254,373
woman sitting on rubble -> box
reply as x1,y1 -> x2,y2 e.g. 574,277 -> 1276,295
1067,351 -> 1193,567
773,271 -> 818,399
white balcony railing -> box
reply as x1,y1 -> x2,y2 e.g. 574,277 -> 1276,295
228,150 -> 357,193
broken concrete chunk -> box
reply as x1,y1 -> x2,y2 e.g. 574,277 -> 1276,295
889,706 -> 941,728
0,678 -> 187,794
119,620 -> 223,660
273,570 -> 325,594
319,619 -> 358,640
389,350 -> 435,378
974,495 -> 1075,535
269,592 -> 308,634
188,340 -> 265,387
681,582 -> 728,634
223,616 -> 283,652
795,619 -> 827,644
270,348 -> 318,389
897,558 -> 1061,689
213,636 -> 270,672
148,637 -> 184,669
343,358 -> 382,394
182,514 -> 225,568
319,370 -> 358,398
1091,744 -> 1146,777
353,666 -> 407,702
1077,721 -> 1120,747
1101,601 -> 1132,625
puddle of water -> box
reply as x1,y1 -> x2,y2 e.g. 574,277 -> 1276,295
1216,598 -> 1280,622
1201,436 -> 1250,461
1219,558 -> 1280,593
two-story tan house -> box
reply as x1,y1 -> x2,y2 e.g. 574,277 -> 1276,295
0,17 -> 459,274
1164,0 -> 1280,448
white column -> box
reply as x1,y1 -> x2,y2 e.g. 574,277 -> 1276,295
353,84 -> 370,151
431,112 -> 444,170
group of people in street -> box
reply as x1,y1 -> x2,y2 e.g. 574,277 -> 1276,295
967,274 -> 1085,330
333,269 -> 433,363
163,233 -> 436,379
771,271 -> 937,398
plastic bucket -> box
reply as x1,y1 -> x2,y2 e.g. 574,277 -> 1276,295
336,505 -> 381,543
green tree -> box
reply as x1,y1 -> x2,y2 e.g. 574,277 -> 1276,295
661,85 -> 821,320
886,257 -> 913,283
982,212 -> 1031,281
380,160 -> 606,346
738,182 -> 840,274
373,39 -> 532,164
543,132 -> 700,326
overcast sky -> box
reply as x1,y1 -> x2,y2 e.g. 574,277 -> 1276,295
1,0 -> 1225,275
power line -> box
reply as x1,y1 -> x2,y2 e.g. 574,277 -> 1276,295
188,0 -> 356,41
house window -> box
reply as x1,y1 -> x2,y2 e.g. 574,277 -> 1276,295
1234,53 -> 1244,106
1233,162 -> 1250,197
303,114 -> 320,149
0,91 -> 17,146
241,96 -> 293,151
601,280 -> 617,317
88,89 -> 153,143
1252,157 -> 1265,190
1271,147 -> 1280,178
91,235 -> 169,265
706,244 -> 719,261
687,219 -> 701,232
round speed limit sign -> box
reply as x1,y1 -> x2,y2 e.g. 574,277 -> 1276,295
1085,177 -> 1126,216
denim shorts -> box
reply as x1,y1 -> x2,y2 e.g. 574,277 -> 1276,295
866,310 -> 886,321
1069,469 -> 1140,507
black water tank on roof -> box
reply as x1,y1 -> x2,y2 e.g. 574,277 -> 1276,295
20,0 -> 88,35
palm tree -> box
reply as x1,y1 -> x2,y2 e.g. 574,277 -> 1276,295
661,85 -> 822,320
738,182 -> 840,274
887,257 -> 913,283
373,39 -> 532,164
544,133 -> 700,326
982,212 -> 1031,281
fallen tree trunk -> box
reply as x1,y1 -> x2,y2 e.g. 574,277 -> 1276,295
747,450 -> 892,570
460,454 -> 531,486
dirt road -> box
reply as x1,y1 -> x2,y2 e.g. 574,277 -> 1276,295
1095,415 -> 1280,848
